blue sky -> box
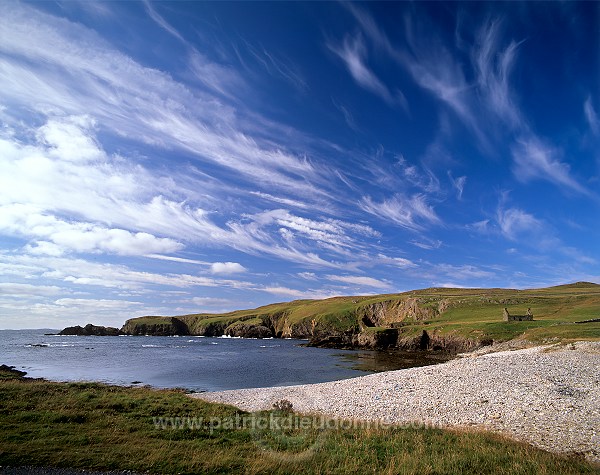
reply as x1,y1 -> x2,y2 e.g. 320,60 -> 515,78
0,1 -> 599,329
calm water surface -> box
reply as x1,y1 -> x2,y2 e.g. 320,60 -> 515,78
0,329 -> 446,392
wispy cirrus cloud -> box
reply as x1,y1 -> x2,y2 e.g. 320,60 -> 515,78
447,172 -> 467,200
144,1 -> 185,43
325,274 -> 392,289
348,6 -> 592,199
360,194 -> 441,231
584,96 -> 600,137
0,283 -> 65,297
496,206 -> 544,241
0,253 -> 255,292
332,99 -> 360,132
261,286 -> 340,300
435,264 -> 495,280
511,138 -> 588,195
0,3 -> 321,200
0,110 -> 376,269
243,42 -> 307,91
329,34 -> 406,109
345,4 -> 485,145
472,19 -> 523,130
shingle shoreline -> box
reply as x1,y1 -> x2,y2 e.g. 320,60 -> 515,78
194,341 -> 600,462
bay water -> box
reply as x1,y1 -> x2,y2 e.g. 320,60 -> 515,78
0,329 -> 445,392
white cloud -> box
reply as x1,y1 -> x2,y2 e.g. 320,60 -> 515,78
375,254 -> 417,269
189,49 -> 246,99
243,43 -> 307,91
332,99 -> 360,132
210,262 -> 247,275
511,138 -> 588,195
396,19 -> 479,138
249,191 -> 308,209
435,282 -> 468,289
496,206 -> 544,241
39,115 -> 104,162
0,118 -> 359,268
0,204 -> 183,256
262,286 -> 339,300
410,238 -> 443,250
472,20 -> 523,129
329,34 -> 405,108
0,4 -> 419,278
467,220 -> 490,234
448,172 -> 467,199
0,253 -> 255,292
0,283 -> 64,297
145,254 -> 210,265
190,297 -> 232,306
325,274 -> 391,289
360,194 -> 441,230
584,96 -> 600,136
0,3 -> 322,199
53,298 -> 143,309
25,241 -> 65,257
144,1 -> 185,43
436,264 -> 494,280
348,8 -> 523,149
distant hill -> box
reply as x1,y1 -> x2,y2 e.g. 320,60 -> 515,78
120,282 -> 600,352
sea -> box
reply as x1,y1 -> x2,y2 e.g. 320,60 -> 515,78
0,329 -> 446,392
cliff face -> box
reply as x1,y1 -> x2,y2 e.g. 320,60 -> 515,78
356,298 -> 442,327
225,323 -> 273,338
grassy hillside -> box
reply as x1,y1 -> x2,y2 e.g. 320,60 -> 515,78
122,282 -> 600,350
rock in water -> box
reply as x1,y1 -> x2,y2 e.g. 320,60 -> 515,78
59,324 -> 121,336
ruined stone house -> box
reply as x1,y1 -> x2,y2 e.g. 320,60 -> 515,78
503,307 -> 534,322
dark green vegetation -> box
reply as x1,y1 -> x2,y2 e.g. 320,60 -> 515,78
121,282 -> 600,351
1,369 -> 598,475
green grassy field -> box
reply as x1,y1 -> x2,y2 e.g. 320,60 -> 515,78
123,282 -> 600,347
1,369 -> 598,475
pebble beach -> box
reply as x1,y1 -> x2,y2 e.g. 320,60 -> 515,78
194,341 -> 600,462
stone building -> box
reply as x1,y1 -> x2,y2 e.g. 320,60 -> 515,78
503,307 -> 533,322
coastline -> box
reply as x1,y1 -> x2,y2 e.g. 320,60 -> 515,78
194,340 -> 600,463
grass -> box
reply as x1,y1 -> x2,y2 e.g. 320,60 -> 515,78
0,371 -> 598,475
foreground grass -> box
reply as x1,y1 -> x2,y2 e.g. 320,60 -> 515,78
0,373 -> 598,474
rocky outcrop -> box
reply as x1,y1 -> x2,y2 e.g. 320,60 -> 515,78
308,327 -> 486,353
353,328 -> 399,349
59,324 -> 121,336
121,317 -> 189,336
395,330 -> 489,353
225,322 -> 273,338
0,364 -> 27,377
306,334 -> 354,349
357,298 -> 439,327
